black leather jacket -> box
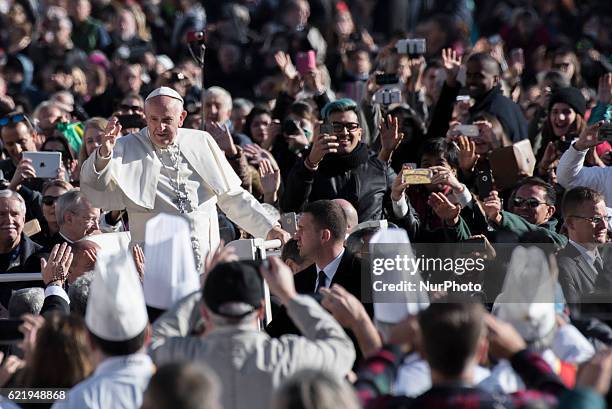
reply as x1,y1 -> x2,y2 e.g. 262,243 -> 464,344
280,144 -> 396,222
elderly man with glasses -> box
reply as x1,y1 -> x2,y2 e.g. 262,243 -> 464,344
280,99 -> 403,222
482,177 -> 568,248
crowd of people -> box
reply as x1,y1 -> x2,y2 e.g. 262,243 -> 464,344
0,0 -> 612,408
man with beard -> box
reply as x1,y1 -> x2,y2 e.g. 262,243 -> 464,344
280,99 -> 402,222
464,53 -> 528,142
430,51 -> 527,143
482,177 -> 568,248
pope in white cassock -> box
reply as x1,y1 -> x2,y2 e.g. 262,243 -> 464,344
81,87 -> 289,270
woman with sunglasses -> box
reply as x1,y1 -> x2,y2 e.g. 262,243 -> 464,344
31,179 -> 73,250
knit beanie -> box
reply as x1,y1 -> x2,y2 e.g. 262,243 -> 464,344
548,87 -> 586,117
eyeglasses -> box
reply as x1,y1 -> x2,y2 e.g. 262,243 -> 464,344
512,197 -> 548,209
567,215 -> 612,225
42,195 -> 60,206
331,122 -> 360,133
119,104 -> 143,112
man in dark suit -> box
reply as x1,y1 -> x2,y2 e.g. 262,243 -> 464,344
267,200 -> 366,337
557,187 -> 610,304
0,190 -> 46,308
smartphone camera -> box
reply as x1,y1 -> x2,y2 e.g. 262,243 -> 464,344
396,39 -> 426,56
282,119 -> 301,136
598,124 -> 612,142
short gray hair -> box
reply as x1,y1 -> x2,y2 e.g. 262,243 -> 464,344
8,288 -> 44,317
55,189 -> 91,226
0,190 -> 26,214
204,86 -> 232,112
68,272 -> 94,317
232,98 -> 254,113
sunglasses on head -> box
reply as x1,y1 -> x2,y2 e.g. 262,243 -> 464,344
512,197 -> 546,209
42,195 -> 60,206
0,113 -> 27,127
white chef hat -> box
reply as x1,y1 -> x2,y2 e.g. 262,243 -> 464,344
145,86 -> 184,105
493,246 -> 556,343
143,214 -> 199,310
370,228 -> 429,323
85,247 -> 148,341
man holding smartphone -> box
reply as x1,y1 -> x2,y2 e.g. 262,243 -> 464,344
281,99 -> 403,222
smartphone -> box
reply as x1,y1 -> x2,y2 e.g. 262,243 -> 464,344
598,124 -> 612,142
458,237 -> 486,254
476,170 -> 494,199
280,212 -> 298,236
117,114 -> 146,131
488,34 -> 502,45
22,151 -> 61,179
375,73 -> 399,86
320,122 -> 334,136
295,50 -> 316,77
396,39 -> 426,56
556,140 -> 573,153
402,168 -> 433,184
282,119 -> 301,136
456,95 -> 470,102
509,48 -> 524,66
0,319 -> 24,345
456,124 -> 480,138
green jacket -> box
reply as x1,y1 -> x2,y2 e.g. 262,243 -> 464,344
497,210 -> 568,248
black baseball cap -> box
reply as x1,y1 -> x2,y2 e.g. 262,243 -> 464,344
203,262 -> 264,317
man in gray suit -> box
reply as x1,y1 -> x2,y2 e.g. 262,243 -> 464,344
557,186 -> 611,303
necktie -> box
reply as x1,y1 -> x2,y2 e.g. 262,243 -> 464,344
315,270 -> 327,293
594,256 -> 605,276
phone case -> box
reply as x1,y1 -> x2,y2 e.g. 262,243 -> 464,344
296,51 -> 316,76
402,169 -> 433,184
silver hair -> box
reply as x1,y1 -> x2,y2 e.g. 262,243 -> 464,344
204,86 -> 233,112
67,272 -> 94,317
8,287 -> 44,318
55,189 -> 92,227
32,100 -> 68,124
0,190 -> 26,214
45,6 -> 72,30
232,98 -> 254,113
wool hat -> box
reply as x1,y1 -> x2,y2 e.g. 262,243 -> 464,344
548,87 -> 586,117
